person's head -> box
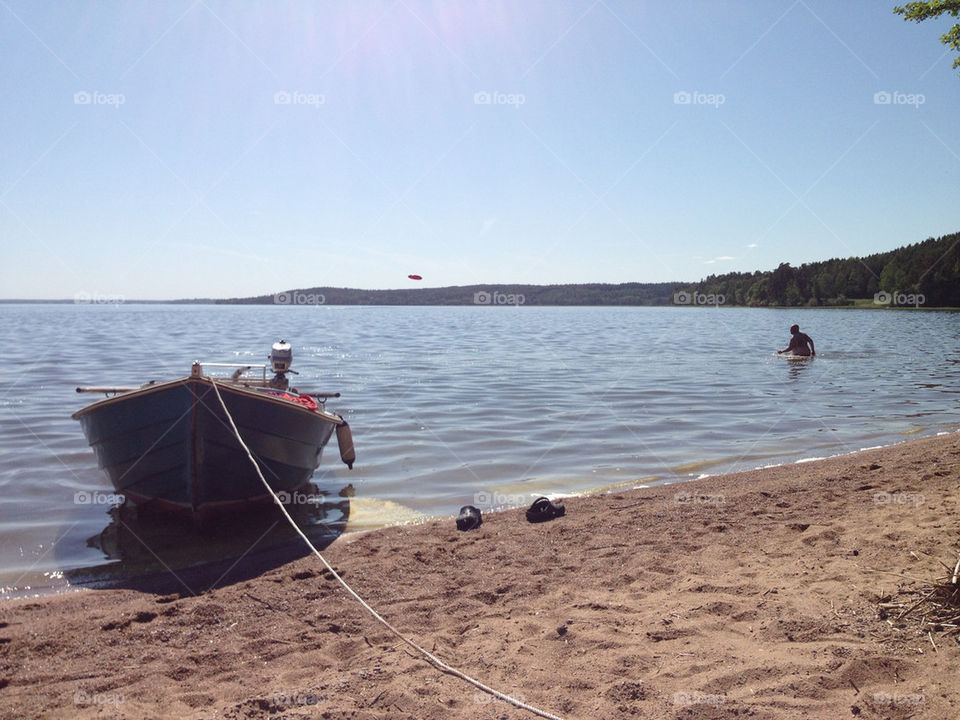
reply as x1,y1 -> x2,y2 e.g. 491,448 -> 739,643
790,324 -> 799,334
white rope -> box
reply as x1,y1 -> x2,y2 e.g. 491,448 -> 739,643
208,379 -> 566,720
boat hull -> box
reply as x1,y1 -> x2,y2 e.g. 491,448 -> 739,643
73,378 -> 339,513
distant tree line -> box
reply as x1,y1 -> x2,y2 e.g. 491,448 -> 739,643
216,282 -> 683,306
676,232 -> 960,308
213,232 -> 960,308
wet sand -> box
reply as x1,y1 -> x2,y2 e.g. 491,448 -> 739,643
2,432 -> 959,719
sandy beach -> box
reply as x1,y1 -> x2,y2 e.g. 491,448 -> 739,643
2,431 -> 959,719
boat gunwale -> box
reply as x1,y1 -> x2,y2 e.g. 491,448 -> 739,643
71,376 -> 346,426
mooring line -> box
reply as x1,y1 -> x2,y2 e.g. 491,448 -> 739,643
208,379 -> 566,720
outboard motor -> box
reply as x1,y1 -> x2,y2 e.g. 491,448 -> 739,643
269,340 -> 293,389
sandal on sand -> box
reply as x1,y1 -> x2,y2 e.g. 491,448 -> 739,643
525,496 -> 565,523
456,505 -> 483,531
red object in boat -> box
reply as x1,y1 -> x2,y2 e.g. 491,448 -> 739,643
272,392 -> 319,411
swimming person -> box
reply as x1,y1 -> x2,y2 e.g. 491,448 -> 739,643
778,324 -> 815,356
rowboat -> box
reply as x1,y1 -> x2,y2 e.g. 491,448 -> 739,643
73,341 -> 355,516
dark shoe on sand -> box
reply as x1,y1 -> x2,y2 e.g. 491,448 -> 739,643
525,497 -> 565,523
456,505 -> 483,531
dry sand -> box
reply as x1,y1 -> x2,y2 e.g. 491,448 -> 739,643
2,432 -> 959,719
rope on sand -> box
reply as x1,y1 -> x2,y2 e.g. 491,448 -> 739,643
209,379 -> 566,720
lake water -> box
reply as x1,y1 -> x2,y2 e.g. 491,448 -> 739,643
1,304 -> 958,595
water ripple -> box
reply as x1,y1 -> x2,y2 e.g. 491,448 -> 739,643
0,304 -> 958,593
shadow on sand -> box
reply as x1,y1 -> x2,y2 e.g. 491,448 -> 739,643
64,483 -> 353,596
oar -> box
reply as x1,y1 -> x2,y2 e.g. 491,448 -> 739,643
76,386 -> 139,394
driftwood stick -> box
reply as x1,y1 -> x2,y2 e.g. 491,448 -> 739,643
951,555 -> 960,586
896,589 -> 937,620
860,567 -> 931,583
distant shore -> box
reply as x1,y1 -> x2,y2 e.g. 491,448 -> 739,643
2,431 -> 959,719
6,230 -> 958,308
2,295 -> 959,310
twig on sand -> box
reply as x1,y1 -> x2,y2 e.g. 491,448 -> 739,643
897,589 -> 937,620
861,567 -> 930,583
879,552 -> 960,640
244,592 -> 277,610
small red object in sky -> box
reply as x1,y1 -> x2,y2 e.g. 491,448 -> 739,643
408,274 -> 422,280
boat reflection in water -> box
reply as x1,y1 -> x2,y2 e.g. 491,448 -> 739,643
66,483 -> 354,594
65,340 -> 359,593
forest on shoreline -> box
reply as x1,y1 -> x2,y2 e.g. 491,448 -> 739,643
214,232 -> 959,308
677,232 -> 960,308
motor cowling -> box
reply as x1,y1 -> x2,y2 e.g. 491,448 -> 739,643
270,341 -> 292,373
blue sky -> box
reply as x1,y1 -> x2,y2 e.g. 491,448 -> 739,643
1,1 -> 958,300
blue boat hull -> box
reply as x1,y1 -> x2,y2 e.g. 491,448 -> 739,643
73,378 -> 338,513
